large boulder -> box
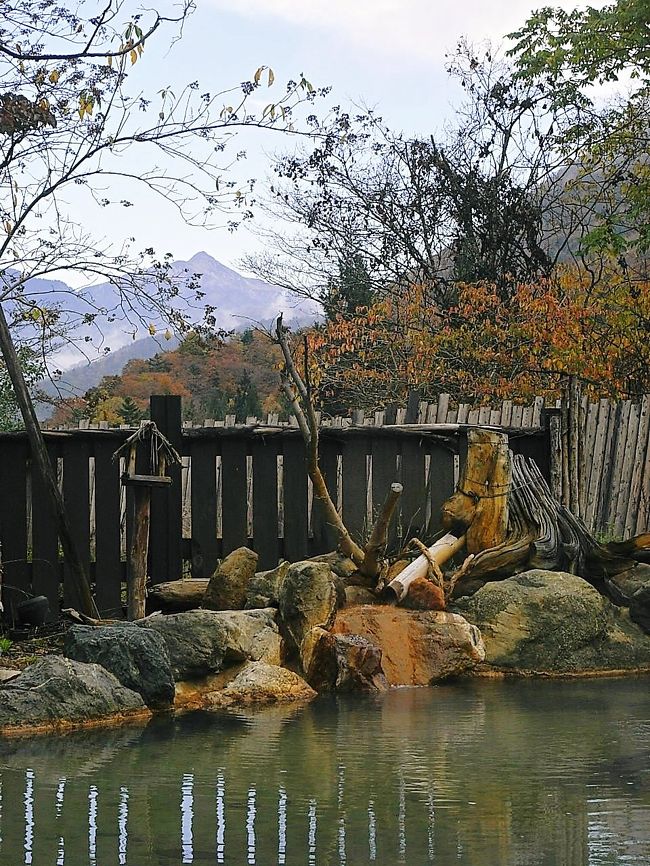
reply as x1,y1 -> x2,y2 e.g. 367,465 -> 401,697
245,561 -> 291,609
0,656 -> 146,733
65,624 -> 175,709
301,626 -> 388,691
453,569 -> 650,674
208,661 -> 316,708
331,606 -> 484,685
278,561 -> 339,651
204,547 -> 258,611
138,608 -> 282,680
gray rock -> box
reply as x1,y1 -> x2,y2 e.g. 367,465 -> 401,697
138,608 -> 282,680
453,569 -> 650,674
65,624 -> 175,709
630,583 -> 650,634
204,547 -> 258,611
245,561 -> 291,609
0,656 -> 145,732
208,661 -> 316,708
344,586 -> 379,606
607,564 -> 650,603
301,627 -> 388,692
278,560 -> 339,651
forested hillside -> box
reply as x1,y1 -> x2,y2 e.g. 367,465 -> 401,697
47,329 -> 286,425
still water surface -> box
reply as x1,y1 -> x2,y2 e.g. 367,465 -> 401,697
0,678 -> 648,865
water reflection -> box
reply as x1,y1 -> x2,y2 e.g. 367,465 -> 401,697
23,769 -> 33,865
180,773 -> 193,863
0,680 -> 648,864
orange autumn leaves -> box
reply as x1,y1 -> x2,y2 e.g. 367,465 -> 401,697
307,267 -> 650,409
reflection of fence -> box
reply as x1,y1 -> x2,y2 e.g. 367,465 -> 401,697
0,395 -> 550,619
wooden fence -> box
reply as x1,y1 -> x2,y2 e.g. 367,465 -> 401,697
5,387 -> 649,622
1,395 -> 550,621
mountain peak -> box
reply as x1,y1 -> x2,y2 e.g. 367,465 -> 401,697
187,251 -> 220,271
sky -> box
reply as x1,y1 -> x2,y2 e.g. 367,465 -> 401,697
66,0 -> 607,276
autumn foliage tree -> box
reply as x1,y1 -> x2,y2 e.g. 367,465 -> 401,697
308,265 -> 650,410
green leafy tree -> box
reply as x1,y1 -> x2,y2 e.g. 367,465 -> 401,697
509,0 -> 650,258
322,255 -> 376,321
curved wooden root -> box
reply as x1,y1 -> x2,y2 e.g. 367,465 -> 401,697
454,454 -> 649,599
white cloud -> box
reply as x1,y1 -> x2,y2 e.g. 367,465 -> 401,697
206,0 -> 601,66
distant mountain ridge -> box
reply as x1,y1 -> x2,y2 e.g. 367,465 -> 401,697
35,252 -> 318,408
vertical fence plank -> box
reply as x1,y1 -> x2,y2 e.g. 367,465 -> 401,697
252,436 -> 280,569
62,437 -> 91,608
310,437 -> 340,554
579,400 -> 598,520
31,441 -> 61,620
341,437 -> 370,545
149,395 -> 183,583
0,439 -> 30,620
189,438 -> 221,577
282,438 -> 309,561
93,437 -> 123,616
614,401 -> 640,537
371,435 -> 400,552
636,398 -> 650,534
426,441 -> 456,538
436,394 -> 450,423
605,400 -> 632,535
626,396 -> 650,536
399,437 -> 427,542
221,436 -> 248,556
585,400 -> 611,533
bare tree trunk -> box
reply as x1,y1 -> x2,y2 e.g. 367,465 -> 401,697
275,316 -> 402,577
0,303 -> 98,617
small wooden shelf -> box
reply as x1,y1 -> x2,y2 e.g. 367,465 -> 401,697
121,473 -> 172,488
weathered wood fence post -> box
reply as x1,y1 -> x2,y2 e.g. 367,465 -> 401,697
149,396 -> 183,583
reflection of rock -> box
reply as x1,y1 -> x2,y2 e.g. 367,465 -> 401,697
0,656 -> 147,733
208,662 -> 316,708
246,561 -> 291,609
301,626 -> 388,691
65,624 -> 175,709
332,606 -> 485,685
278,561 -> 339,651
204,547 -> 258,611
453,570 -> 650,674
138,608 -> 282,680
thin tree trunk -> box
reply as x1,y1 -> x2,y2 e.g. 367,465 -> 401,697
0,303 -> 98,617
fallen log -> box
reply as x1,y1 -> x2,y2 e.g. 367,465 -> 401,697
386,533 -> 465,605
147,579 -> 209,612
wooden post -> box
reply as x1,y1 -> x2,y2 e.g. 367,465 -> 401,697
128,484 -> 151,620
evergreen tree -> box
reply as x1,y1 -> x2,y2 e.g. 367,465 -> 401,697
233,370 -> 262,422
117,396 -> 142,426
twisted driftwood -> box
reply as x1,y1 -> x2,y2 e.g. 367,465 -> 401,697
443,432 -> 650,600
